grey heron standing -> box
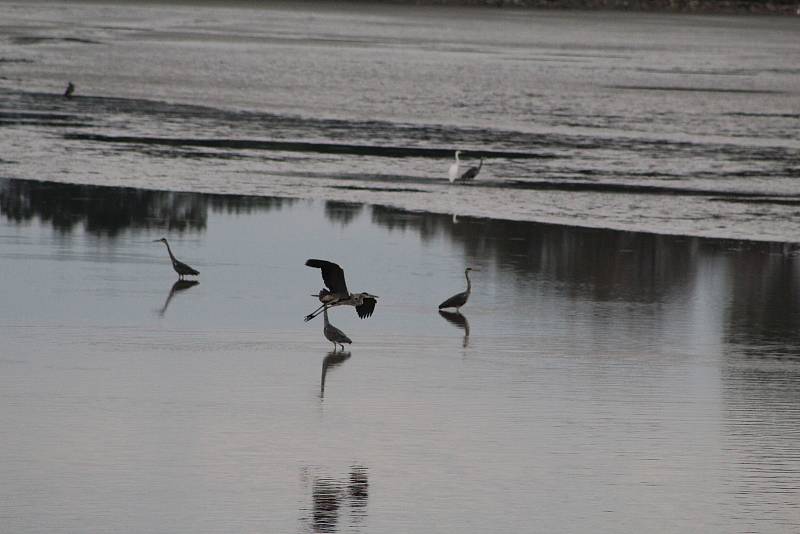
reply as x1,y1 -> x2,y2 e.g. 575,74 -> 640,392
457,158 -> 483,182
63,82 -> 75,98
323,306 -> 352,352
304,259 -> 378,321
438,267 -> 476,311
154,238 -> 199,279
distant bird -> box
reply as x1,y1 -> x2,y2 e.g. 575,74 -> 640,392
63,82 -> 74,98
438,267 -> 476,311
448,150 -> 462,182
154,238 -> 199,279
448,151 -> 483,183
457,158 -> 483,182
323,306 -> 352,352
304,259 -> 378,321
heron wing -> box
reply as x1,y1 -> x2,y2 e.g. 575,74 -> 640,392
438,291 -> 466,309
459,159 -> 482,181
305,259 -> 349,295
460,166 -> 479,181
174,259 -> 199,275
325,323 -> 352,344
355,297 -> 377,319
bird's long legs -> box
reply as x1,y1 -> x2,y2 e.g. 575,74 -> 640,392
304,302 -> 328,322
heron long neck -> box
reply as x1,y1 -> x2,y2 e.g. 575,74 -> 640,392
323,306 -> 329,325
465,270 -> 471,293
455,152 -> 460,163
162,241 -> 176,262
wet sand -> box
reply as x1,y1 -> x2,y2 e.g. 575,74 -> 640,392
1,179 -> 800,533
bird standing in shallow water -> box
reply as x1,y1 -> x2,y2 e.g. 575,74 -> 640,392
154,238 -> 199,279
323,306 -> 352,352
63,82 -> 74,98
448,151 -> 483,183
457,158 -> 483,182
438,267 -> 476,311
448,150 -> 462,182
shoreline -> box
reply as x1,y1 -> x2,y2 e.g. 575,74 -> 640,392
2,176 -> 795,252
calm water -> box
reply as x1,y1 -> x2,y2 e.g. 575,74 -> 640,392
2,2 -> 800,532
1,1 -> 799,240
1,178 -> 800,533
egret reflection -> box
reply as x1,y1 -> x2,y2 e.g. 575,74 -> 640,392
320,350 -> 351,399
439,310 -> 470,348
158,279 -> 198,316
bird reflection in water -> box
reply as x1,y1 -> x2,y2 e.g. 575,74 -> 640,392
439,310 -> 470,348
302,465 -> 368,533
320,350 -> 351,399
158,279 -> 199,316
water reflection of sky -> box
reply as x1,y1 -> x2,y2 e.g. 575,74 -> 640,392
1,178 -> 799,532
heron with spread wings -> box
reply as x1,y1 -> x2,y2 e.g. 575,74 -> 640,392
304,259 -> 378,322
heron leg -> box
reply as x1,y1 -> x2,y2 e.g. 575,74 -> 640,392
304,302 -> 327,322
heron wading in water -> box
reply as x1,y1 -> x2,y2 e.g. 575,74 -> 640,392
154,238 -> 199,280
438,267 -> 477,311
448,150 -> 483,183
304,259 -> 377,321
323,306 -> 352,352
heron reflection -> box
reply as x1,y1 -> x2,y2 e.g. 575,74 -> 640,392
158,279 -> 199,316
439,309 -> 470,348
320,349 -> 351,399
303,465 -> 369,533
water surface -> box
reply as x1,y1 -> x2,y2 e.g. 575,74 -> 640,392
1,179 -> 799,532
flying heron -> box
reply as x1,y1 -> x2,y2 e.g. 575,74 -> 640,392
323,306 -> 352,352
154,238 -> 199,279
438,267 -> 477,311
448,150 -> 483,183
304,259 -> 378,322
